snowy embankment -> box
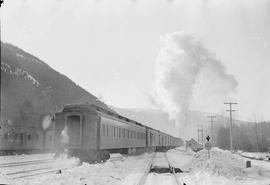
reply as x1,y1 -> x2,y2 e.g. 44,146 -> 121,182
240,151 -> 270,161
173,148 -> 270,185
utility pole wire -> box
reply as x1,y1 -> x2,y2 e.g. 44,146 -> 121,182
224,102 -> 237,152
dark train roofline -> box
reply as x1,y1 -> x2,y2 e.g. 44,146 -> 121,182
60,103 -> 180,139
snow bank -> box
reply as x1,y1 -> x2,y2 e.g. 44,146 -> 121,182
184,148 -> 270,180
53,153 -> 80,168
0,172 -> 11,185
241,152 -> 269,161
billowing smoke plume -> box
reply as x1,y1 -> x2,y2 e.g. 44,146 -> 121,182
42,115 -> 52,130
154,32 -> 238,129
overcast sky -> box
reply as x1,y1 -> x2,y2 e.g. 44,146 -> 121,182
2,0 -> 270,121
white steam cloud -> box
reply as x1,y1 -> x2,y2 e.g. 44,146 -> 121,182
42,115 -> 52,130
154,32 -> 238,128
61,125 -> 69,145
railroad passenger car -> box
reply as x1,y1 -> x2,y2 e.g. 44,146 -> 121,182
53,104 -> 182,162
0,123 -> 43,154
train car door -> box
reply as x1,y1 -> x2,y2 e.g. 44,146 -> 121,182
146,130 -> 149,146
150,132 -> 153,146
66,115 -> 82,148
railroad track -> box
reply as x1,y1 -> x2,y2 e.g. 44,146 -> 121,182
135,152 -> 185,185
164,152 -> 182,185
0,157 -> 78,180
10,167 -> 69,179
0,158 -> 55,168
135,152 -> 156,185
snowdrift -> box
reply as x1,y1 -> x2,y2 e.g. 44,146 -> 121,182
184,148 -> 270,180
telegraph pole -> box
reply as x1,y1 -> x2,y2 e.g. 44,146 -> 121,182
207,116 -> 216,146
197,124 -> 204,145
224,102 -> 237,152
255,120 -> 259,152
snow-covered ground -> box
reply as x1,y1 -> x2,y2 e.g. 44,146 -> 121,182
0,148 -> 270,185
0,152 -> 154,185
175,148 -> 270,185
240,151 -> 270,161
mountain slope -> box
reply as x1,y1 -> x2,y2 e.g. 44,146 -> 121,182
1,42 -> 111,128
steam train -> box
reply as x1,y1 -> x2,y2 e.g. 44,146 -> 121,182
53,104 -> 182,161
0,104 -> 182,161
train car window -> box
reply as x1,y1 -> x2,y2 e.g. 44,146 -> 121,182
118,128 -> 120,138
36,134 -> 39,140
20,133 -> 23,140
113,127 -> 115,138
128,130 -> 130,139
15,133 -> 18,140
4,132 -> 8,139
102,125 -> 105,136
28,134 -> 31,140
119,128 -> 121,138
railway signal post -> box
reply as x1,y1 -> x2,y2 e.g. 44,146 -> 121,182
205,135 -> 212,159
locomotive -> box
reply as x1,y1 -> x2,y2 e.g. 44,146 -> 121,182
53,104 -> 183,162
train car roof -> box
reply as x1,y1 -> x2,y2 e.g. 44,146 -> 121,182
61,103 -> 179,139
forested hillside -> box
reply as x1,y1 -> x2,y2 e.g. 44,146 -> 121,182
216,121 -> 270,152
1,42 -> 111,128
